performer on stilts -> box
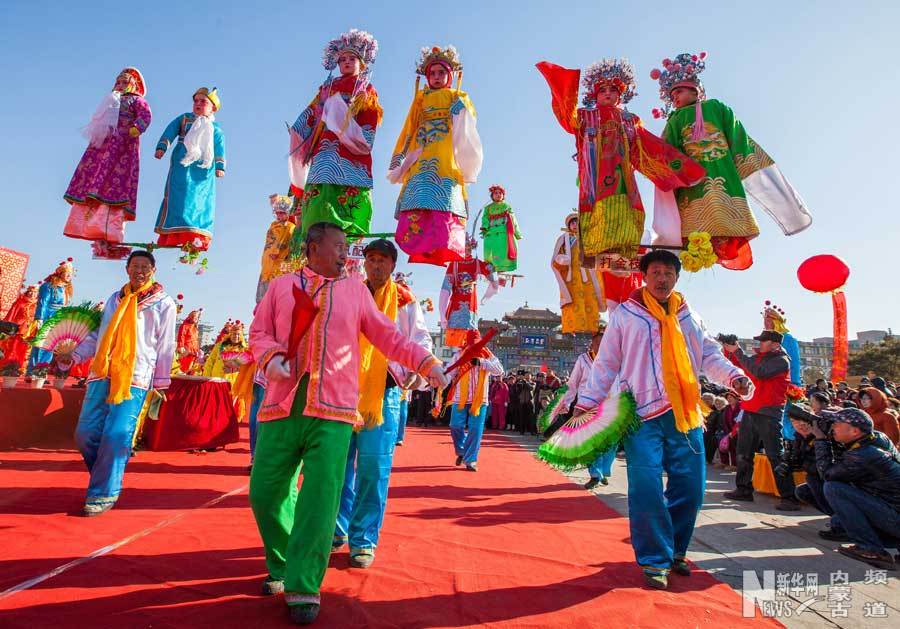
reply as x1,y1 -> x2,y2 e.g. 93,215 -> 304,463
332,239 -> 432,569
575,249 -> 752,589
649,52 -> 812,270
248,222 -> 447,625
390,45 -> 483,265
257,194 -> 297,303
54,251 -> 176,516
551,213 -> 603,334
288,29 -> 382,246
28,259 -> 75,375
153,87 -> 226,251
439,237 -> 497,348
64,67 -> 150,245
480,184 -> 521,273
446,329 -> 504,471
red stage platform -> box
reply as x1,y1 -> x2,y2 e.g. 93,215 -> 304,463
0,383 -> 84,449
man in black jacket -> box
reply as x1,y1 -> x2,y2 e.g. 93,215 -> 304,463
812,408 -> 900,570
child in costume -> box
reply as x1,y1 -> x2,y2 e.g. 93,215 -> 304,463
650,52 -> 811,269
153,88 -> 226,251
389,45 -> 483,265
288,29 -> 381,246
551,213 -> 603,334
28,259 -> 75,374
257,195 -> 296,303
536,59 -> 704,265
439,238 -> 497,347
64,68 -> 150,244
0,284 -> 38,372
480,184 -> 521,273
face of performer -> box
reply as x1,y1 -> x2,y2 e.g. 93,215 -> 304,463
594,83 -> 621,107
490,189 -> 505,203
193,94 -> 214,117
671,86 -> 698,108
764,313 -> 775,331
229,328 -> 242,343
126,255 -> 154,290
59,268 -> 73,283
338,51 -> 362,77
25,287 -> 37,299
427,63 -> 451,89
307,227 -> 348,278
644,261 -> 678,303
364,251 -> 395,292
114,72 -> 134,93
274,210 -> 288,222
567,218 -> 578,234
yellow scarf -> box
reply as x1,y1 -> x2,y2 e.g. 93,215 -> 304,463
358,280 -> 399,429
642,288 -> 703,433
456,366 -> 488,416
91,280 -> 154,404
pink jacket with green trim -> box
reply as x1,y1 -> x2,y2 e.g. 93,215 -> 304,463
249,267 -> 440,425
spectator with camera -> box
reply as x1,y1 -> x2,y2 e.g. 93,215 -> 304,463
722,331 -> 798,510
809,407 -> 900,570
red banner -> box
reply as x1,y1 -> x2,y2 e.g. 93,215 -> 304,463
831,290 -> 848,381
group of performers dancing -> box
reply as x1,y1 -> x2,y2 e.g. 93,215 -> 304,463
0,25 -> 821,626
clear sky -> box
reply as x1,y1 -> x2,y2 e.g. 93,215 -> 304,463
1,0 -> 896,342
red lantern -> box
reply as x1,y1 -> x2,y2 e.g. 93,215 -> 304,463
796,255 -> 849,293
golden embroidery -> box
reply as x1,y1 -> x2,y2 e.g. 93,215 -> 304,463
681,122 -> 728,162
734,138 -> 774,179
581,194 -> 642,258
678,177 -> 760,238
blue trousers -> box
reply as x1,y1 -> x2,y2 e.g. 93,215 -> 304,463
824,481 -> 900,554
450,403 -> 488,464
623,410 -> 705,574
249,382 -> 265,459
334,386 -> 401,551
74,379 -> 148,506
588,447 -> 616,480
396,396 -> 409,444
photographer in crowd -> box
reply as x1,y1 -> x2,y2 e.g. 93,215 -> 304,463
809,407 -> 900,570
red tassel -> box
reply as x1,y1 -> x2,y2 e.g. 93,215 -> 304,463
691,99 -> 706,141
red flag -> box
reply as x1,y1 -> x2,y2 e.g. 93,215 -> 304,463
288,283 -> 320,359
445,328 -> 498,374
536,61 -> 581,134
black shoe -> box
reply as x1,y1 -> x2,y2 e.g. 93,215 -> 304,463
466,462 -> 478,472
289,603 -> 320,625
672,559 -> 691,576
600,477 -> 609,486
776,497 -> 801,511
643,572 -> 668,589
261,578 -> 284,595
455,455 -> 463,466
723,489 -> 754,502
818,528 -> 850,542
583,478 -> 600,490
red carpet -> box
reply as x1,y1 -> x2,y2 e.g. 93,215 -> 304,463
0,427 -> 777,628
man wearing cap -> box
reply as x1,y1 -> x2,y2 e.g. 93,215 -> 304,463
722,331 -> 798,510
332,239 -> 432,569
809,408 -> 900,570
576,249 -> 752,589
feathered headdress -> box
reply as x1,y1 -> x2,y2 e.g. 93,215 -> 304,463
650,51 -> 708,118
416,45 -> 462,75
322,29 -> 379,71
581,58 -> 637,106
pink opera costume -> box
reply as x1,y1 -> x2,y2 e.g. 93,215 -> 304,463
389,45 -> 483,266
64,68 -> 151,244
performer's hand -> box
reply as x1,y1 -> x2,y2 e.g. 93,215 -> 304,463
129,126 -> 140,138
265,356 -> 291,381
154,149 -> 164,159
215,170 -> 224,178
427,364 -> 449,390
401,372 -> 422,390
733,376 -> 752,397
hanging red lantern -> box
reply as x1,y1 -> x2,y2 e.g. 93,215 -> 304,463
796,255 -> 849,293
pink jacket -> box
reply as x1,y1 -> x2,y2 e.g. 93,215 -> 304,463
250,267 -> 439,425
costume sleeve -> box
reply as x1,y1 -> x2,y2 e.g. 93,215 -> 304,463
322,93 -> 374,155
213,124 -> 226,172
510,209 -> 522,239
451,95 -> 483,183
576,314 -> 624,410
72,293 -> 117,364
439,268 -> 452,328
558,357 -> 583,408
480,206 -> 490,234
631,119 -> 705,191
249,279 -> 288,371
156,116 -> 181,154
359,285 -> 439,378
535,61 -> 579,134
33,283 -> 53,322
478,259 -> 499,303
387,92 -> 423,184
388,299 -> 433,387
132,96 -> 152,135
290,94 -> 319,142
479,354 -> 504,376
152,298 -> 177,390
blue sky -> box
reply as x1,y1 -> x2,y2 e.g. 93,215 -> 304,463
1,0 -> 896,342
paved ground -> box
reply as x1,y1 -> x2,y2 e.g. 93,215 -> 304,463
502,431 -> 899,629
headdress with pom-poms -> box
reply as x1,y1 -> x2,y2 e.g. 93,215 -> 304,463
269,193 -> 292,214
46,258 -> 75,304
762,300 -> 790,334
488,184 -> 506,198
322,29 -> 379,71
581,58 -> 637,106
416,45 -> 463,76
650,52 -> 708,141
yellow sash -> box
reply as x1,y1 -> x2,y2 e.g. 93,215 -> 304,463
358,280 -> 399,429
457,366 -> 488,416
91,280 -> 154,404
642,288 -> 703,433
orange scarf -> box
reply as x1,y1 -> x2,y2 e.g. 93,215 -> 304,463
456,366 -> 488,415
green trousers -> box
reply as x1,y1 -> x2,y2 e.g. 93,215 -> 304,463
249,376 -> 353,604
